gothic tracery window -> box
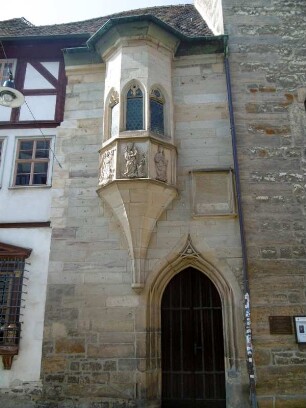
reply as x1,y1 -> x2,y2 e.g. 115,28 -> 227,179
150,88 -> 164,136
126,84 -> 144,131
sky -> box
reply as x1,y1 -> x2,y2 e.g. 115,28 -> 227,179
2,0 -> 193,26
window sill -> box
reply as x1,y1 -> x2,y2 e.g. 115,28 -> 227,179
102,130 -> 172,148
8,185 -> 52,190
192,212 -> 238,219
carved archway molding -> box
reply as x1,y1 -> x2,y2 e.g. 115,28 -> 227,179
142,234 -> 246,404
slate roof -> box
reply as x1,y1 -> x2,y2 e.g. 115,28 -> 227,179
0,5 -> 213,39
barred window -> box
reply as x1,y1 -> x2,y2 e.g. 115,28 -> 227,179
14,139 -> 51,186
126,84 -> 144,131
150,88 -> 164,135
0,259 -> 25,348
0,242 -> 31,369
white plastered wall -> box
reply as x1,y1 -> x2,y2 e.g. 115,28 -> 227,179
0,128 -> 55,222
0,127 -> 54,386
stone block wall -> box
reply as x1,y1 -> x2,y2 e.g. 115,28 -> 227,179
35,50 -> 247,407
222,0 -> 306,406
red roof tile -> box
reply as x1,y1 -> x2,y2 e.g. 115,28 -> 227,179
0,5 -> 213,39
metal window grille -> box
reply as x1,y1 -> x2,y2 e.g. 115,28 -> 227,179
0,259 -> 25,346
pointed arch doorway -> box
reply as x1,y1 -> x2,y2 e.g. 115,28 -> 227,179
161,267 -> 226,407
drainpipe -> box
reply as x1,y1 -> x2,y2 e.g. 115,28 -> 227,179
223,39 -> 258,408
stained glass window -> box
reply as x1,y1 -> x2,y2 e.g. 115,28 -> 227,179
126,85 -> 143,130
150,88 -> 164,135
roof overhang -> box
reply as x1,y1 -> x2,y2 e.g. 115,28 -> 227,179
63,14 -> 227,66
0,33 -> 89,43
88,16 -> 181,61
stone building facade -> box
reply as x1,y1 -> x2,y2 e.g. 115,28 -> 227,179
0,1 -> 305,407
219,0 -> 306,406
41,10 -> 248,408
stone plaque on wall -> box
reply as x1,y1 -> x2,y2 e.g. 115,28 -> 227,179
191,170 -> 236,216
269,316 -> 293,335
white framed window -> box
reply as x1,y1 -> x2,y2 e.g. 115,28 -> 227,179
13,138 -> 53,187
0,59 -> 17,85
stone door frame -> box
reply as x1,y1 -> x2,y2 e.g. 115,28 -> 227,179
143,237 -> 249,407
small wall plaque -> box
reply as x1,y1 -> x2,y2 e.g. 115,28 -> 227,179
269,316 -> 293,335
190,169 -> 236,217
294,316 -> 306,344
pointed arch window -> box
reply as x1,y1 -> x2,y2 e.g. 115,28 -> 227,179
126,84 -> 144,131
109,90 -> 119,138
150,88 -> 164,135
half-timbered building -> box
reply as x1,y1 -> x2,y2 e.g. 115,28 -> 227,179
0,17 -> 85,388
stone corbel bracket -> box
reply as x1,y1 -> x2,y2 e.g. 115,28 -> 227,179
97,179 -> 177,292
0,345 -> 19,370
97,135 -> 177,292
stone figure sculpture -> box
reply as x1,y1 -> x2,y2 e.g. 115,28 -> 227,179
154,145 -> 168,182
99,149 -> 115,185
123,143 -> 138,178
137,153 -> 147,178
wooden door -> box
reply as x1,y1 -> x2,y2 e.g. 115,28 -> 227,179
161,268 -> 226,407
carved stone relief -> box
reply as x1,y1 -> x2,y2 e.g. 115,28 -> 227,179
109,90 -> 119,107
121,143 -> 147,178
137,153 -> 147,178
128,83 -> 141,97
179,234 -> 200,259
154,145 -> 168,182
99,148 -> 116,186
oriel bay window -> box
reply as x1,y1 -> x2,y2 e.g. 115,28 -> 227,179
14,139 -> 51,186
0,243 -> 31,369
